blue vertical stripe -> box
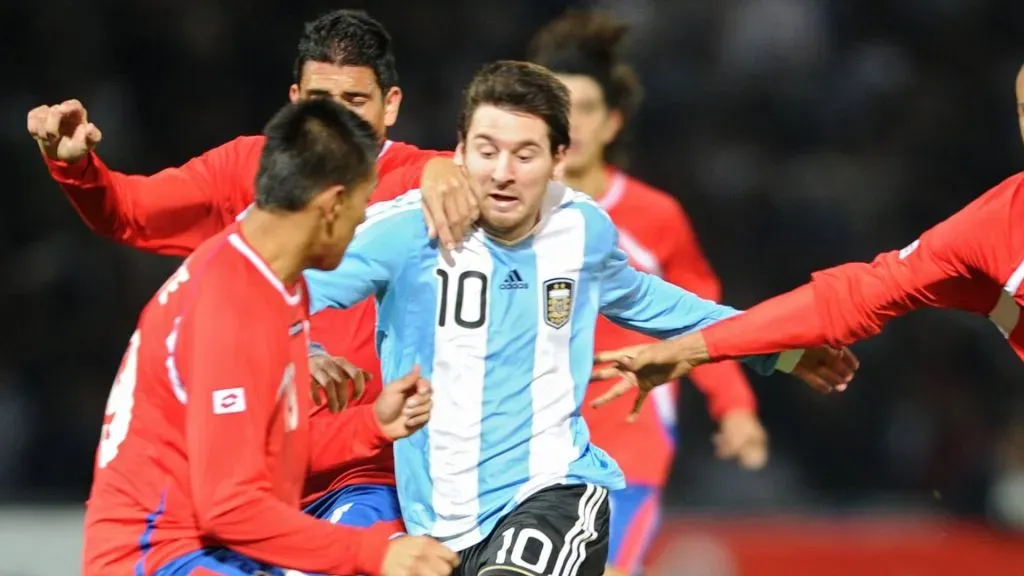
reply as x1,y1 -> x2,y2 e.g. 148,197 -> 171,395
474,237 -> 538,531
391,243 -> 440,534
134,489 -> 167,576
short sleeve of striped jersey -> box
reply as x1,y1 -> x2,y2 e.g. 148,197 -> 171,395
305,190 -> 426,314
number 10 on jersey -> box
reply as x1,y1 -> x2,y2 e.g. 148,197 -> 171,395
435,269 -> 488,329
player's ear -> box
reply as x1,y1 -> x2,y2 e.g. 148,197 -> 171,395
600,109 -> 624,145
383,86 -> 402,128
552,145 -> 567,182
313,185 -> 346,221
288,83 -> 301,104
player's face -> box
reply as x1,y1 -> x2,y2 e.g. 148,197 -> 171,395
1016,66 -> 1024,146
456,105 -> 566,241
557,74 -> 622,175
289,61 -> 402,142
312,173 -> 377,270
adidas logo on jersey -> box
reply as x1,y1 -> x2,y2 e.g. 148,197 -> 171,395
500,270 -> 529,290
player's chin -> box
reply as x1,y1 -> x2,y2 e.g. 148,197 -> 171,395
311,251 -> 345,272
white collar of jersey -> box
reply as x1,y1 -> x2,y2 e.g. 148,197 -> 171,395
478,181 -> 574,246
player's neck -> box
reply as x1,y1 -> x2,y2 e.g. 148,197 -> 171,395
563,163 -> 608,200
239,211 -> 308,286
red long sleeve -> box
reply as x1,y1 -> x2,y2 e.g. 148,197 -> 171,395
307,404 -> 391,479
704,174 -> 1024,359
44,136 -> 262,256
180,273 -> 390,576
662,200 -> 756,418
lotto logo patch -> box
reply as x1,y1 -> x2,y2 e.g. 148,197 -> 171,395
212,387 -> 247,415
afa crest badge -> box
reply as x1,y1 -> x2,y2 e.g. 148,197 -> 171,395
543,278 -> 575,329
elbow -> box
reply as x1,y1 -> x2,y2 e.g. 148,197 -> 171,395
193,492 -> 252,540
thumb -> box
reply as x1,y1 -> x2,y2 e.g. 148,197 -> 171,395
390,365 -> 422,394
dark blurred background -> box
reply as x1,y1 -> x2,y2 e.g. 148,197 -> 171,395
2,0 -> 1024,572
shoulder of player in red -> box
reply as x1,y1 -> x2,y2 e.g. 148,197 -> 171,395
375,140 -> 452,194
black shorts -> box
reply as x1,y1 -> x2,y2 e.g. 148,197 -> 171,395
456,483 -> 610,576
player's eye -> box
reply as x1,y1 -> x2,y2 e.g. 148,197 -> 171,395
477,147 -> 498,158
517,154 -> 535,163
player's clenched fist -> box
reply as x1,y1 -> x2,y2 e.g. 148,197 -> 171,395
381,536 -> 459,576
374,365 -> 433,440
26,99 -> 102,163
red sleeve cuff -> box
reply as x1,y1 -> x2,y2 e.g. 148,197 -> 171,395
354,403 -> 393,452
353,521 -> 400,575
44,151 -> 95,182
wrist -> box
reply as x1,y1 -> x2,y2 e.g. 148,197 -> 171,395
774,349 -> 805,373
675,331 -> 711,366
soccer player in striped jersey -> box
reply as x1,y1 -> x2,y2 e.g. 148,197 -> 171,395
304,60 -> 856,576
528,12 -> 767,575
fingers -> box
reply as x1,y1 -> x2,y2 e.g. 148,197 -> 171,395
793,367 -> 834,394
589,376 -> 635,408
26,105 -> 50,139
590,365 -> 622,381
737,442 -> 769,470
593,345 -> 646,365
627,388 -> 650,423
391,365 -> 423,393
429,193 -> 455,250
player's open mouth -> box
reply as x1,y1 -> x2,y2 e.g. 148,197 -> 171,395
488,193 -> 520,210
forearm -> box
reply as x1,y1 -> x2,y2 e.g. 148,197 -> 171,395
194,492 -> 390,575
308,404 -> 392,477
45,152 -> 216,255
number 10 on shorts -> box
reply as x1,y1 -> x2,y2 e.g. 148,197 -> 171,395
495,527 -> 554,573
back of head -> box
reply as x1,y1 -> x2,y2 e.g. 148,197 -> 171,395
256,98 -> 378,211
294,9 -> 399,90
458,60 -> 571,154
527,11 -> 643,163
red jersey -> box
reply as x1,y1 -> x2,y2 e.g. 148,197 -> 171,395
83,223 -> 394,576
45,137 -> 448,498
583,169 -> 757,487
703,172 -> 1024,362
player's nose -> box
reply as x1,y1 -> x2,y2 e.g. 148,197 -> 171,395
494,151 -> 518,181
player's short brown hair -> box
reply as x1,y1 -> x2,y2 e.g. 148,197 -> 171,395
457,60 -> 570,154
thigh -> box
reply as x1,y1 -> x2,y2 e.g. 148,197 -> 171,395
475,484 -> 611,576
607,485 -> 661,576
303,484 -> 405,535
155,549 -> 289,576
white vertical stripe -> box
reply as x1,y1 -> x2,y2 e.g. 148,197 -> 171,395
564,486 -> 605,576
517,209 -> 586,503
429,239 -> 492,542
549,484 -> 596,576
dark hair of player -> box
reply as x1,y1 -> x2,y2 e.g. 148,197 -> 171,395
458,60 -> 571,155
293,9 -> 399,90
255,98 -> 378,211
527,11 -> 644,164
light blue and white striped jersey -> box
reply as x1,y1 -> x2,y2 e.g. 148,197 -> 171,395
305,182 -> 779,550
